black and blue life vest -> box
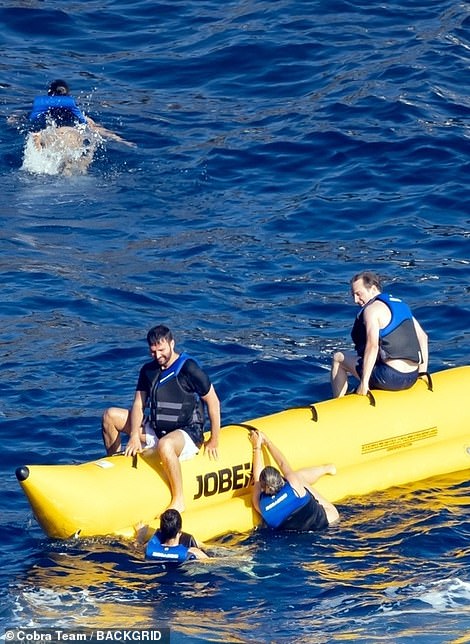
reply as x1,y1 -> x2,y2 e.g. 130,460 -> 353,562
259,481 -> 329,532
259,481 -> 311,529
351,293 -> 421,362
149,352 -> 204,439
145,530 -> 197,563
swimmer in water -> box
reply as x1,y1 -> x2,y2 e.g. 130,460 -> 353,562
8,79 -> 135,174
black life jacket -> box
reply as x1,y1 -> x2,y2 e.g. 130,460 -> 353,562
351,293 -> 421,362
149,353 -> 204,438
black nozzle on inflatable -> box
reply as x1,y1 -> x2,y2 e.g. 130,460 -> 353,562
16,466 -> 30,482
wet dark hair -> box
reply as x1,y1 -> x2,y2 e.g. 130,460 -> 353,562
48,79 -> 70,96
146,324 -> 173,346
159,509 -> 182,541
350,271 -> 382,291
259,466 -> 284,495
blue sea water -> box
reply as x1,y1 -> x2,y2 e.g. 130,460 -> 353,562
1,0 -> 469,641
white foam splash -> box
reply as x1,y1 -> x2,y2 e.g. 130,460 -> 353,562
419,578 -> 470,610
380,577 -> 470,616
9,587 -> 96,628
21,126 -> 99,176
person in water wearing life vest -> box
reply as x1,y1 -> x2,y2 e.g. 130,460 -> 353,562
143,509 -> 208,563
330,271 -> 429,398
23,79 -> 135,149
102,324 -> 221,513
249,431 -> 339,531
28,79 -> 87,131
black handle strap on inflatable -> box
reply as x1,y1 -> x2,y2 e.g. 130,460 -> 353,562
419,371 -> 433,391
351,388 -> 376,406
367,390 -> 376,407
236,423 -> 262,433
310,405 -> 318,422
281,405 -> 319,422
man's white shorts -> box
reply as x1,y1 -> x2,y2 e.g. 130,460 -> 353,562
141,421 -> 199,461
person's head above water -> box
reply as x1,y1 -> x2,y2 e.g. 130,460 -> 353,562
259,465 -> 284,496
47,79 -> 70,96
159,509 -> 182,542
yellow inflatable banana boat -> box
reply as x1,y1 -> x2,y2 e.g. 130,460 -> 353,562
16,366 -> 470,542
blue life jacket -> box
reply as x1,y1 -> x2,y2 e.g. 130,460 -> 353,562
351,293 -> 421,362
29,95 -> 87,129
259,481 -> 311,529
149,352 -> 204,438
145,531 -> 196,563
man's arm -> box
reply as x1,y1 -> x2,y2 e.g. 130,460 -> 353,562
86,116 -> 136,147
202,385 -> 220,459
189,546 -> 209,560
124,390 -> 147,456
356,304 -> 381,395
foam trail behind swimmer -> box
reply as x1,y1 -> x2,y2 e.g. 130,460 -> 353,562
21,126 -> 97,176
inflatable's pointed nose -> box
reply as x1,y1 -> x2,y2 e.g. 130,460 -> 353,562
16,466 -> 30,481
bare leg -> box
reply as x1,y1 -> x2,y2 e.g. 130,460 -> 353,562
296,462 -> 339,523
311,488 -> 340,525
101,407 -> 130,455
331,350 -> 359,397
157,431 -> 186,513
296,463 -> 337,486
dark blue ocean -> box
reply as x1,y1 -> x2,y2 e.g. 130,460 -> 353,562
1,0 -> 469,641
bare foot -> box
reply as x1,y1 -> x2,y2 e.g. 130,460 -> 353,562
324,464 -> 337,476
167,498 -> 185,513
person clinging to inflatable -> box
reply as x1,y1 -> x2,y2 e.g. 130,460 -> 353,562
330,270 -> 429,398
249,430 -> 339,531
142,509 -> 208,563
